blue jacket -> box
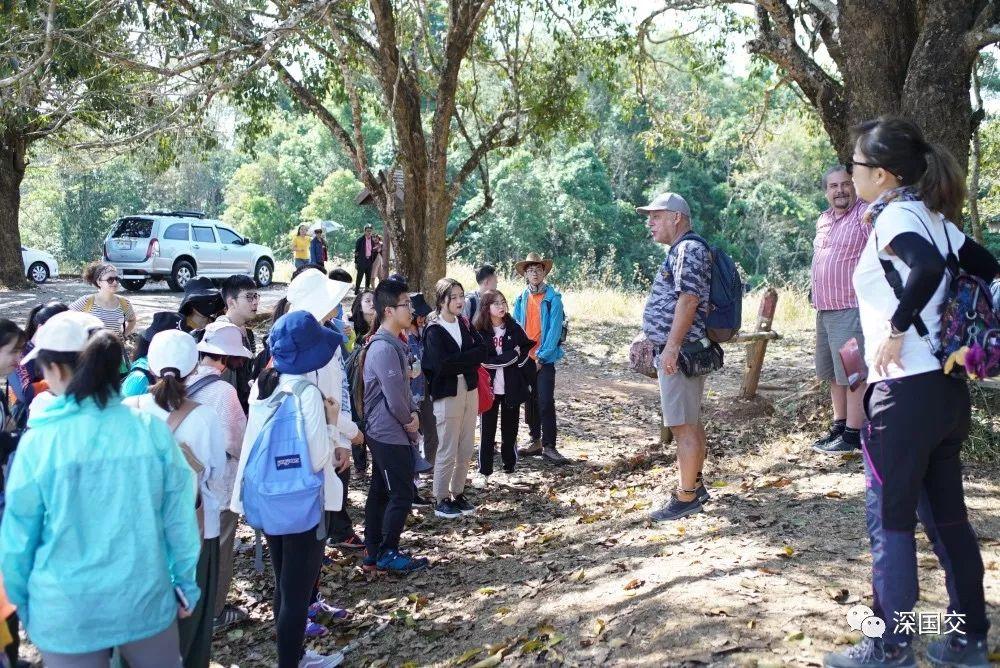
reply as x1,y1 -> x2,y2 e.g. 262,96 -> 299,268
309,236 -> 326,265
512,285 -> 565,365
0,394 -> 202,654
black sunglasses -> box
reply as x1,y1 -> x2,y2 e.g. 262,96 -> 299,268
104,276 -> 119,284
845,159 -> 881,175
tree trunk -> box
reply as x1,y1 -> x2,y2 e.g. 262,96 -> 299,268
967,56 -> 985,244
0,132 -> 29,289
393,163 -> 448,296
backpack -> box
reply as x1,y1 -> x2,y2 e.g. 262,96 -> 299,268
877,217 -> 1000,380
186,373 -> 222,398
345,340 -> 370,428
675,233 -> 743,343
541,297 -> 569,347
166,400 -> 206,538
241,379 -> 324,535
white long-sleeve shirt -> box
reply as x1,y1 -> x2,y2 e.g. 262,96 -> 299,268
185,365 -> 247,508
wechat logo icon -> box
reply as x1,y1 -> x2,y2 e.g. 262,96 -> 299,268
847,605 -> 885,639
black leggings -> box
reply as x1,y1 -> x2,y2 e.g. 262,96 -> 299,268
265,528 -> 326,668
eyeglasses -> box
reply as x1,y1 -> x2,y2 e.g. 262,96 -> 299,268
104,276 -> 119,284
241,293 -> 260,302
845,160 -> 881,174
389,302 -> 413,311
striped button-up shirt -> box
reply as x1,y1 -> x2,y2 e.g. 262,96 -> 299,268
811,198 -> 870,311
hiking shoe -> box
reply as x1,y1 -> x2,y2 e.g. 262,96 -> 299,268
813,434 -> 859,454
376,549 -> 429,573
412,493 -> 433,507
304,619 -> 328,638
649,494 -> 704,522
212,605 -> 248,633
308,596 -> 350,622
434,499 -> 462,519
453,494 -> 477,515
298,648 -> 345,668
926,634 -> 990,667
470,473 -> 490,489
813,422 -> 846,448
328,533 -> 364,551
824,638 -> 916,667
541,445 -> 569,465
695,473 -> 711,504
518,438 -> 543,456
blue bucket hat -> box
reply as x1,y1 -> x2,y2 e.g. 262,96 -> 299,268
269,310 -> 342,375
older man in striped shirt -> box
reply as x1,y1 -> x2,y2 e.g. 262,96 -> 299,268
811,165 -> 869,454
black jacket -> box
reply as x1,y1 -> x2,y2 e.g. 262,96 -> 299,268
421,317 -> 489,401
477,318 -> 535,406
355,235 -> 375,266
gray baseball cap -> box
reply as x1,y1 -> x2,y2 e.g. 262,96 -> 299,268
636,192 -> 691,218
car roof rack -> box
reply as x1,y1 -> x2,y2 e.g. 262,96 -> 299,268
143,210 -> 207,219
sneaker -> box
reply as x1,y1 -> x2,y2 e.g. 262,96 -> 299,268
813,434 -> 859,454
376,549 -> 430,573
361,550 -> 384,574
298,648 -> 345,668
212,605 -> 248,633
453,494 -> 476,515
328,533 -> 365,551
412,493 -> 433,507
304,619 -> 328,638
308,596 -> 350,622
518,438 -> 543,456
470,473 -> 490,489
649,494 -> 704,522
503,466 -> 516,475
926,634 -> 990,667
541,445 -> 569,465
824,638 -> 916,667
694,476 -> 711,504
434,499 -> 462,519
813,422 -> 846,448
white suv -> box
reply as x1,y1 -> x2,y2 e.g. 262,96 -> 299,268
103,211 -> 275,292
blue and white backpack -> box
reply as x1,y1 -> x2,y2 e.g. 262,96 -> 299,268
241,379 -> 324,535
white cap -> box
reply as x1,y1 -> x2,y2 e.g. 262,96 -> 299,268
287,268 -> 351,323
148,329 -> 198,379
197,321 -> 251,358
21,311 -> 105,364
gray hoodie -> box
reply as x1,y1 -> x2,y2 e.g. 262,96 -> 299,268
363,329 -> 418,445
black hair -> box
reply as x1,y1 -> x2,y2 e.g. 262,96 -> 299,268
373,280 -> 408,331
134,337 -> 151,360
328,268 -> 352,283
852,116 -> 966,222
434,278 -> 464,312
25,301 -> 68,341
60,331 -> 122,408
199,351 -> 227,364
256,367 -> 280,400
222,274 -> 257,303
291,263 -> 325,280
0,319 -> 25,352
351,290 -> 375,339
271,297 -> 290,328
475,264 -> 496,285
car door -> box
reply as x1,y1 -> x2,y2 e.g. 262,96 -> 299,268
190,224 -> 222,274
217,226 -> 254,274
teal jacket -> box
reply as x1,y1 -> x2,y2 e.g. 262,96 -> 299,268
120,356 -> 152,398
512,285 -> 565,365
0,394 -> 201,654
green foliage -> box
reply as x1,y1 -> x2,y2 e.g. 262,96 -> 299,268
301,169 -> 381,258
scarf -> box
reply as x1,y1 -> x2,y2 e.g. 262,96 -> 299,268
861,185 -> 922,228
527,282 -> 547,295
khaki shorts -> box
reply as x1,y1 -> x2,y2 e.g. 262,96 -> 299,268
815,308 -> 865,385
657,368 -> 707,427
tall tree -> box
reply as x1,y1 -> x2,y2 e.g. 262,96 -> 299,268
163,0 -> 626,291
645,1 -> 1000,174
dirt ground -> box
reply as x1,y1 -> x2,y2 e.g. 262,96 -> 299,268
1,280 -> 997,667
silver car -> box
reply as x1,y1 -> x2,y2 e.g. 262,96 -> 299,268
103,211 -> 275,292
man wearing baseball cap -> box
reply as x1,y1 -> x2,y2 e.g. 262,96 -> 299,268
637,192 -> 714,522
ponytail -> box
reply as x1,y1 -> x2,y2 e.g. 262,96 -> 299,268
63,331 -> 122,408
151,371 -> 187,411
920,143 -> 966,223
83,261 -> 115,287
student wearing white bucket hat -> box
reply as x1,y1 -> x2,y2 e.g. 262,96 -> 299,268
125,329 -> 226,668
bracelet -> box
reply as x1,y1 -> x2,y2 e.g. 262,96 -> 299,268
887,321 -> 905,339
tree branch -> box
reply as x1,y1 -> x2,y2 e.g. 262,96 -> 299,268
967,0 -> 1000,51
0,0 -> 57,89
448,109 -> 519,202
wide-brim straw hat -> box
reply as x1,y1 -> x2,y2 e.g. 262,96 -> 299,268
514,252 -> 554,276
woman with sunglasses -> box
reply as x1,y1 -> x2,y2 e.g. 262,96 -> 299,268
822,117 -> 1000,668
70,262 -> 137,342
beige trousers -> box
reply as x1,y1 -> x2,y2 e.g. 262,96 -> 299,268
432,376 -> 480,501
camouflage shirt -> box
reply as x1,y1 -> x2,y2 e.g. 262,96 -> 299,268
642,238 -> 712,345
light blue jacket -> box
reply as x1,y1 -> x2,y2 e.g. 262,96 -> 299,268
0,394 -> 201,654
120,356 -> 152,398
512,285 -> 566,365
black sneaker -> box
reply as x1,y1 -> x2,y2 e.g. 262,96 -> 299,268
695,473 -> 711,504
813,422 -> 846,449
453,494 -> 476,515
813,434 -> 860,454
434,500 -> 462,519
412,494 -> 433,507
541,445 -> 569,465
926,634 -> 989,667
649,494 -> 703,522
824,638 -> 916,668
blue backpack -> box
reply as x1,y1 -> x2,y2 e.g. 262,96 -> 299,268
677,233 -> 743,343
242,379 -> 324,535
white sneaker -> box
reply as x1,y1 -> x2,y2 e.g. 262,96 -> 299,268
299,649 -> 345,667
470,473 -> 489,489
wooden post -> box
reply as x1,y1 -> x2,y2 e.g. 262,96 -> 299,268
740,288 -> 779,399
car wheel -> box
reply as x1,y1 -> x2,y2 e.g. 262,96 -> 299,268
168,260 -> 195,292
121,279 -> 146,292
254,259 -> 273,288
27,262 -> 49,284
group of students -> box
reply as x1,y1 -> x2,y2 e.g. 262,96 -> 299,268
0,249 -> 569,668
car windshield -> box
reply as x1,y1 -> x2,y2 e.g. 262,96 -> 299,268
110,218 -> 153,239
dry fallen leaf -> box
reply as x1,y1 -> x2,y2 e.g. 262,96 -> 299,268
609,638 -> 627,649
470,653 -> 502,668
623,579 -> 645,591
454,647 -> 484,665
